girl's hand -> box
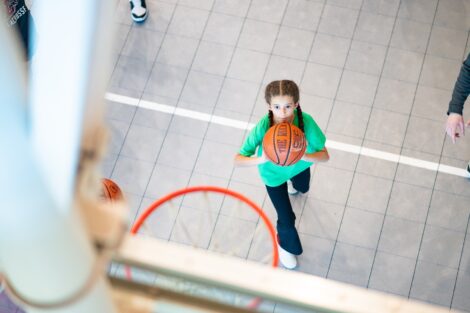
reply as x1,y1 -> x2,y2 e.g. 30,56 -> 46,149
301,149 -> 311,161
302,148 -> 329,163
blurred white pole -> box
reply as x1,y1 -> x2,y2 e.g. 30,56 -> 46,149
29,0 -> 110,212
0,0 -> 117,312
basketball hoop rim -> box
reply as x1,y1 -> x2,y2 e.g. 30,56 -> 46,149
130,185 -> 279,268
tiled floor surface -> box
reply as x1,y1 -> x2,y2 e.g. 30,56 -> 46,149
3,0 -> 470,312
105,0 -> 470,312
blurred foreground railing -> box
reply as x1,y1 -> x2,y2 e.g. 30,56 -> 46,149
110,235 -> 459,313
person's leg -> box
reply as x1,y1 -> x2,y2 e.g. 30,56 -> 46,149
265,183 -> 302,255
290,168 -> 311,193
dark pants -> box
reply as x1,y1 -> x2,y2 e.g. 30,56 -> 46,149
265,168 -> 310,255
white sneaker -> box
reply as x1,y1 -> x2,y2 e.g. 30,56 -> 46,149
278,244 -> 297,269
129,0 -> 148,22
287,180 -> 298,195
467,161 -> 470,176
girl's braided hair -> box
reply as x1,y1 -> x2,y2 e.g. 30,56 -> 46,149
265,80 -> 304,131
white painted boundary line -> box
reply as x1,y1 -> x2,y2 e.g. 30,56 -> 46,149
106,93 -> 469,178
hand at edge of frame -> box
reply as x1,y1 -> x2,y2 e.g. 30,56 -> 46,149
446,113 -> 465,144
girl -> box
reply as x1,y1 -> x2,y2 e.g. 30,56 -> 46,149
234,80 -> 329,269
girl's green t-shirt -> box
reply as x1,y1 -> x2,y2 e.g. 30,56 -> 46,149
239,111 -> 326,187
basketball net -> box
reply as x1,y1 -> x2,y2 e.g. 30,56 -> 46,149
124,186 -> 279,309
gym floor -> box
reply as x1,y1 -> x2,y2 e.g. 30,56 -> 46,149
102,0 -> 470,312
5,1 -> 468,313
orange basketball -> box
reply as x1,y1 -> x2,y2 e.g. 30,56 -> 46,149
262,122 -> 306,166
101,178 -> 124,202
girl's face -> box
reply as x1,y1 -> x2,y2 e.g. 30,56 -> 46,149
269,95 -> 298,123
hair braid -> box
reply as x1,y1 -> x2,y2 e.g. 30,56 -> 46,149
296,104 -> 304,132
268,110 -> 274,127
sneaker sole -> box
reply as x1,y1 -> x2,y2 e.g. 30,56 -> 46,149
281,262 -> 297,270
131,13 -> 148,22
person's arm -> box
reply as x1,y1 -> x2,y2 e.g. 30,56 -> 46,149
301,147 -> 329,163
446,53 -> 470,143
448,54 -> 470,115
234,152 -> 268,167
234,117 -> 269,167
301,113 -> 329,163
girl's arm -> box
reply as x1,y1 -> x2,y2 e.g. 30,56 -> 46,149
301,147 -> 329,163
234,152 -> 268,167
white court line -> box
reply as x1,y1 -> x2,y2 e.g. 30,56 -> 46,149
106,92 -> 469,178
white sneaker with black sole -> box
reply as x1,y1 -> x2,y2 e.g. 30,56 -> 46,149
287,180 -> 298,195
130,0 -> 148,22
278,244 -> 297,269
